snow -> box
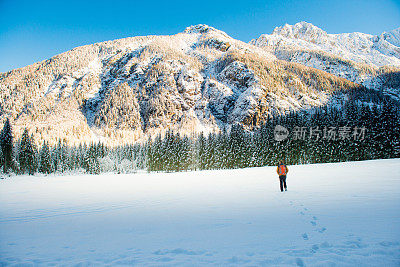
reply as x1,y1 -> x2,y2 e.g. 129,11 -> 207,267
184,24 -> 230,39
381,27 -> 400,47
1,159 -> 400,266
252,22 -> 400,67
250,22 -> 400,103
6,22 -> 368,146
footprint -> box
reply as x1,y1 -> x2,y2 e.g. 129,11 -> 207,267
300,211 -> 305,215
296,257 -> 305,266
213,223 -> 232,228
311,244 -> 319,253
320,241 -> 332,248
312,216 -> 317,220
310,221 -> 317,226
344,239 -> 368,249
318,227 -> 327,233
227,256 -> 251,264
157,257 -> 173,262
302,233 -> 309,240
379,241 -> 399,247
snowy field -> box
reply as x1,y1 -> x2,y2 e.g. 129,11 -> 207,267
1,159 -> 400,266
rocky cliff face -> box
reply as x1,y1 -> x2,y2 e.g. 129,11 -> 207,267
0,23 -> 391,145
251,21 -> 400,67
251,22 -> 400,102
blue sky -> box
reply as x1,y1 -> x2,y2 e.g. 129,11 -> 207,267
0,0 -> 399,73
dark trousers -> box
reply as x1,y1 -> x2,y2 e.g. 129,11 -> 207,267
279,175 -> 287,192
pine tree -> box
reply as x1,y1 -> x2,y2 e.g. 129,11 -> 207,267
197,132 -> 206,170
1,118 -> 13,173
54,140 -> 67,172
0,146 -> 3,171
18,128 -> 37,175
39,141 -> 52,174
84,143 -> 100,174
379,100 -> 400,158
30,133 -> 39,173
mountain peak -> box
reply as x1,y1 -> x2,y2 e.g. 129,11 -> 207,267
184,24 -> 217,34
2,22 -> 399,146
380,27 -> 400,47
252,21 -> 400,69
183,24 -> 229,38
272,21 -> 327,40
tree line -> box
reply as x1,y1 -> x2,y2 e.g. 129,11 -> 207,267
1,98 -> 399,176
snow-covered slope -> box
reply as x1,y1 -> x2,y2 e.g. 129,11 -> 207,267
1,159 -> 399,266
380,27 -> 400,49
251,21 -> 400,67
251,22 -> 400,102
250,22 -> 400,101
0,24 -> 362,145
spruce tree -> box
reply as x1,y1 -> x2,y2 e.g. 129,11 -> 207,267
18,128 -> 37,175
379,101 -> 399,158
30,133 -> 39,173
197,132 -> 206,170
0,146 -> 3,171
84,143 -> 100,174
39,141 -> 52,174
1,118 -> 13,173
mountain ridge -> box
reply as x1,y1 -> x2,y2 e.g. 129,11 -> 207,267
251,21 -> 400,102
251,21 -> 400,67
0,22 -> 397,145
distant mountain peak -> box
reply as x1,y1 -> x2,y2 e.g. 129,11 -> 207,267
252,21 -> 400,67
380,27 -> 400,47
272,21 -> 327,40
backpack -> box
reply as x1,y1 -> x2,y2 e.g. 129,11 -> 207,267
278,164 -> 287,176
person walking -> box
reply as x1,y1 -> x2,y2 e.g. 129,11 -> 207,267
277,160 -> 288,192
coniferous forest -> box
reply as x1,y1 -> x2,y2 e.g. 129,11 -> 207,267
1,91 -> 399,176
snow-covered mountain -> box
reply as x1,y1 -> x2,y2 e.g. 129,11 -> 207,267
380,27 -> 400,48
251,21 -> 400,67
0,23 -> 396,145
251,22 -> 400,101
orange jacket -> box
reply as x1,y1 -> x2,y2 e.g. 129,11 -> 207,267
277,164 -> 288,176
